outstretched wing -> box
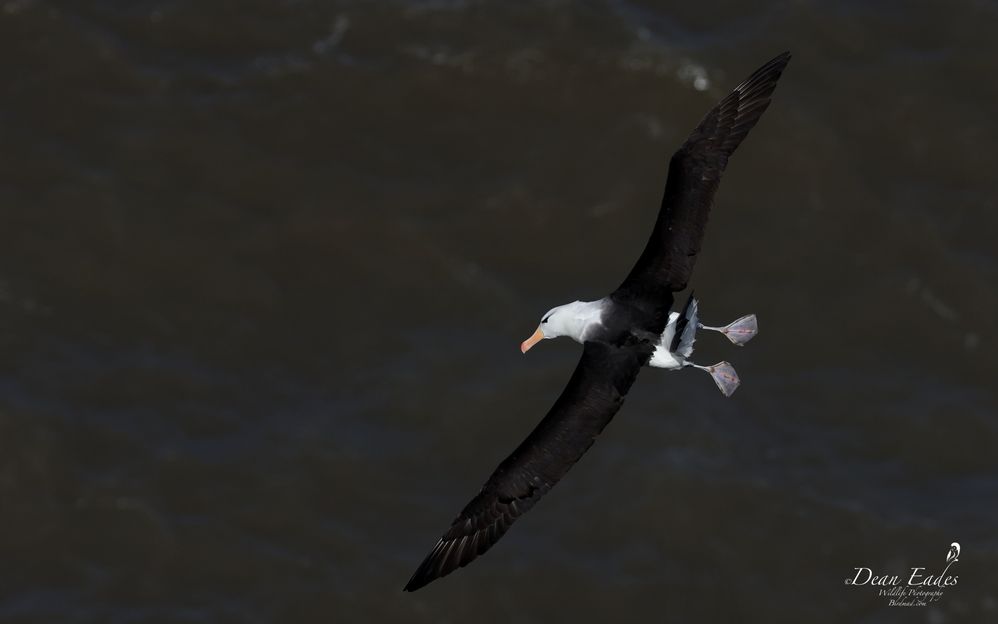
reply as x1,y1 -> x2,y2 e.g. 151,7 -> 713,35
404,340 -> 652,591
615,51 -> 791,303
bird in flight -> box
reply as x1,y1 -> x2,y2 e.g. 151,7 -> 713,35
404,51 -> 791,591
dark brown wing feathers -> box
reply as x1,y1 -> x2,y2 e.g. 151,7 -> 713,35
615,51 -> 790,302
404,340 -> 651,591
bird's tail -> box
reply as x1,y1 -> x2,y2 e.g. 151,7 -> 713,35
670,291 -> 699,355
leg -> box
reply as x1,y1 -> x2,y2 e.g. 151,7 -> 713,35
687,361 -> 740,397
699,314 -> 758,346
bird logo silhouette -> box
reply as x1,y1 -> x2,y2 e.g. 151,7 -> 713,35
946,542 -> 960,564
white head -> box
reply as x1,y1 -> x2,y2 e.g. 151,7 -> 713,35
520,300 -> 603,353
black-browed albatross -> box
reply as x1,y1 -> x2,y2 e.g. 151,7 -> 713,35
405,51 -> 790,591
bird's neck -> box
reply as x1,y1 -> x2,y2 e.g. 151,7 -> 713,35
563,299 -> 608,343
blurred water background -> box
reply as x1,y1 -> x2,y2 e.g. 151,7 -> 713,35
2,1 -> 997,622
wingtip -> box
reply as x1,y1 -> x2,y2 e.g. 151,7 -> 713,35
769,51 -> 792,74
752,51 -> 792,82
743,52 -> 791,88
403,538 -> 446,592
402,574 -> 420,592
403,560 -> 436,592
770,50 -> 792,65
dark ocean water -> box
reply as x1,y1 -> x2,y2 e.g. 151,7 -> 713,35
2,1 -> 997,622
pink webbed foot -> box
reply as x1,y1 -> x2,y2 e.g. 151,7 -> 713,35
689,361 -> 741,397
700,314 -> 758,346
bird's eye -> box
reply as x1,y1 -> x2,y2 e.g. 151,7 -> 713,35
542,317 -> 549,324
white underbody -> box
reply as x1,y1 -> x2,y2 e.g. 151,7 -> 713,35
649,300 -> 699,369
535,296 -> 750,397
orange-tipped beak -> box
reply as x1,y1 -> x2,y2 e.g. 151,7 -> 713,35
520,327 -> 544,354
